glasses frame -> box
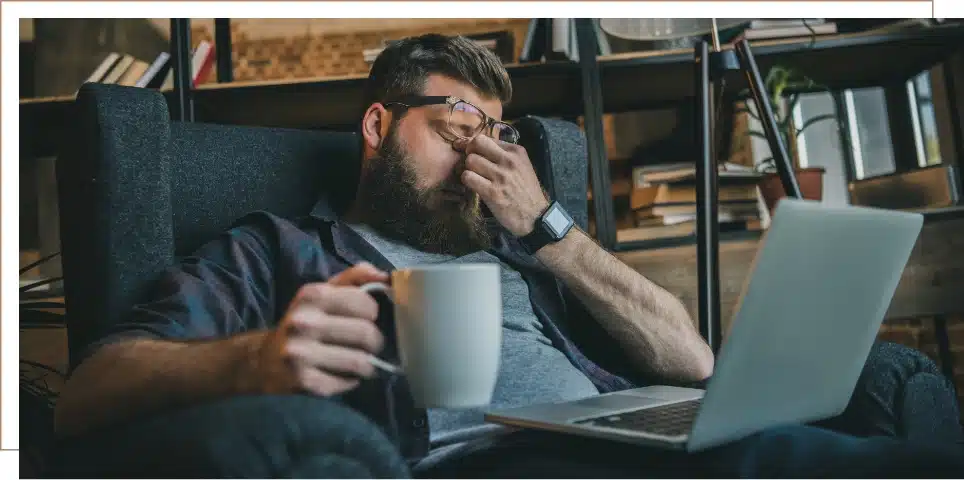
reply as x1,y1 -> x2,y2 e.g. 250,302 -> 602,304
383,95 -> 520,144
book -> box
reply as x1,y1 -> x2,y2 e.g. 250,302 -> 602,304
743,22 -> 837,40
83,52 -> 121,84
135,51 -> 171,88
632,162 -> 761,187
520,18 -> 540,62
117,59 -> 150,86
551,18 -> 571,60
191,40 -> 216,86
635,200 -> 761,219
100,54 -> 135,84
161,69 -> 174,90
631,182 -> 760,210
749,19 -> 826,30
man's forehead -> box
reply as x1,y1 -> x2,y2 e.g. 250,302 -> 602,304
422,74 -> 503,119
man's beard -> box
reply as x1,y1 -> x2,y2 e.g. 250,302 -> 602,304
354,127 -> 492,257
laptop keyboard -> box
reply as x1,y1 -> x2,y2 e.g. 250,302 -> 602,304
573,398 -> 702,437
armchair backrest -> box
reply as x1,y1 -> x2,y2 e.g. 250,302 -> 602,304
58,83 -> 589,368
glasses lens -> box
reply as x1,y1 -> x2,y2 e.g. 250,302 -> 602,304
492,122 -> 520,144
450,101 -> 485,139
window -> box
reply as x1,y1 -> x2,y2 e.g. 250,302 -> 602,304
845,87 -> 897,179
747,70 -> 947,208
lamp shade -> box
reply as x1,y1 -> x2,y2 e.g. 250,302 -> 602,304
599,19 -> 750,41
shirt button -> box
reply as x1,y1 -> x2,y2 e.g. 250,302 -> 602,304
413,418 -> 425,428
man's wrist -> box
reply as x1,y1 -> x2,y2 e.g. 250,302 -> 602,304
520,200 -> 551,237
533,225 -> 581,263
518,200 -> 574,254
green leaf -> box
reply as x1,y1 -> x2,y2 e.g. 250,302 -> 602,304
747,131 -> 770,141
20,301 -> 66,310
735,105 -> 760,121
20,251 -> 60,276
20,276 -> 63,293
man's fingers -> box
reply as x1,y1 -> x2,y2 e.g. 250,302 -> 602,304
463,134 -> 510,164
465,153 -> 502,181
292,284 -> 380,321
289,314 -> 384,354
329,262 -> 389,287
286,339 -> 377,379
461,170 -> 494,199
293,364 -> 361,397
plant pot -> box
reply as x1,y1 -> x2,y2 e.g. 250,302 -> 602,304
758,167 -> 825,217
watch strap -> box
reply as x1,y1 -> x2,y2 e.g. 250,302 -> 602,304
519,201 -> 572,254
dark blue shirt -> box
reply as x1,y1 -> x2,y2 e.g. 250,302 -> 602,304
88,198 -> 646,462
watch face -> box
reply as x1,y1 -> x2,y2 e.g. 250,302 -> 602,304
543,203 -> 574,238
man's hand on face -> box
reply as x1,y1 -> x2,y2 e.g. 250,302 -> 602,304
457,135 -> 550,237
255,263 -> 389,397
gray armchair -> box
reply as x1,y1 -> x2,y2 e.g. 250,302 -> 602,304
52,83 -> 596,476
58,83 -> 591,371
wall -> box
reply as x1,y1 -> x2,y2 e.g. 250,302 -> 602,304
184,18 -> 531,83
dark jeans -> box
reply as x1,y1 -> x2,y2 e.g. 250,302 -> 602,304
51,342 -> 963,478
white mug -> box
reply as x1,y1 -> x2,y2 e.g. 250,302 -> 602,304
362,264 -> 503,408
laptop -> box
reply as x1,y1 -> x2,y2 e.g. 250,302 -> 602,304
484,199 -> 924,453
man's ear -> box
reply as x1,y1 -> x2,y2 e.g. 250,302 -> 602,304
361,103 -> 390,151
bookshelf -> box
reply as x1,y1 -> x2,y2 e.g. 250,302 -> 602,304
19,22 -> 964,250
150,25 -> 964,128
23,23 -> 964,138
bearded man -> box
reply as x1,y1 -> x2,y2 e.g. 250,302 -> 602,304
53,33 -> 963,478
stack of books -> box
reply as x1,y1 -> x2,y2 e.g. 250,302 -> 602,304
742,19 -> 837,40
80,40 -> 216,92
619,162 -> 764,243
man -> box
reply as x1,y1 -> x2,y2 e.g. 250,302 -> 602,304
54,34 -> 962,478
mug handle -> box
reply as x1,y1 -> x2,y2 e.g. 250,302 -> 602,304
360,282 -> 404,376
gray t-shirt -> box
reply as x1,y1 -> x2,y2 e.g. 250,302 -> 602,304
347,223 -> 599,451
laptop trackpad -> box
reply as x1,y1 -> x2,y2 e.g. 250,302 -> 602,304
568,394 -> 668,411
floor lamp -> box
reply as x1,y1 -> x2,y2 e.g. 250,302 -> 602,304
695,20 -> 803,353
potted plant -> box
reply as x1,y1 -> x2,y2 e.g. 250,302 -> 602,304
736,65 -> 845,215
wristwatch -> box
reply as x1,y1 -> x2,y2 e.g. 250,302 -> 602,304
519,201 -> 575,254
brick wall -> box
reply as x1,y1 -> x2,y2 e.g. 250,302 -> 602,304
877,315 -> 964,411
189,19 -> 531,84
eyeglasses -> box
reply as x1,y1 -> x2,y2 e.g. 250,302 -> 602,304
383,95 -> 520,145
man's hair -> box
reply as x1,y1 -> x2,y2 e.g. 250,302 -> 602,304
363,33 -> 513,111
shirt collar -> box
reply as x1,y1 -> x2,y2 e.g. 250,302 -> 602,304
307,196 -> 396,273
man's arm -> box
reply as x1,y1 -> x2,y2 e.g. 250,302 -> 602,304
459,135 -> 714,383
55,332 -> 264,438
55,216 -> 391,438
533,227 -> 714,382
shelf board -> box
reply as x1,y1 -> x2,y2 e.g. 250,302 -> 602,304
20,23 -> 964,158
597,23 -> 964,114
613,228 -> 763,252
